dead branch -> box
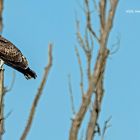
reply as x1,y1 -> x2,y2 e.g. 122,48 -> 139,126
0,70 -> 15,139
76,20 -> 87,53
85,0 -> 99,41
86,71 -> 104,140
101,116 -> 112,140
85,0 -> 118,140
0,111 -> 12,123
110,35 -> 120,55
69,1 -> 118,140
4,71 -> 16,94
84,29 -> 92,82
75,47 -> 84,95
0,68 -> 4,139
20,44 -> 53,140
0,1 -> 4,139
68,74 -> 76,115
86,48 -> 109,140
69,47 -> 109,140
0,71 -> 15,138
0,0 -> 3,32
85,1 -> 118,140
99,0 -> 107,31
76,18 -> 93,84
105,0 -> 119,35
95,123 -> 101,135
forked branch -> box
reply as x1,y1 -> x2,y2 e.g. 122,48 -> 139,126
69,1 -> 118,140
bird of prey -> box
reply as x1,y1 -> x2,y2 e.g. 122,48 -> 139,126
0,35 -> 37,79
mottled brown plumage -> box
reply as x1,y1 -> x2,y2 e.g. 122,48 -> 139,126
0,35 -> 37,79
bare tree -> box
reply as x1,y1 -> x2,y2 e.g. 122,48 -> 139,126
69,0 -> 119,140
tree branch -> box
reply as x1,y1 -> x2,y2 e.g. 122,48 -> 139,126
20,44 -> 53,140
0,0 -> 3,33
0,1 -> 4,139
69,1 -> 118,140
106,0 -> 118,32
85,0 -> 118,140
101,116 -> 112,140
4,71 -> 16,94
68,74 -> 76,116
99,0 -> 107,31
0,68 -> 4,139
85,0 -> 99,42
69,47 -> 109,140
86,50 -> 108,140
75,47 -> 84,95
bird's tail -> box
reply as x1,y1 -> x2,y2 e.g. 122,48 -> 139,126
24,67 -> 37,79
4,61 -> 37,79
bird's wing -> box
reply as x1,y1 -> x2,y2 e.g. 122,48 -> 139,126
0,35 -> 28,69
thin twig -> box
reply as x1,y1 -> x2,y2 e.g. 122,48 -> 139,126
20,44 -> 53,140
75,47 -> 84,95
0,1 -> 4,139
92,0 -> 98,12
75,0 -> 86,13
85,0 -> 99,41
68,74 -> 76,116
101,116 -> 112,140
95,123 -> 101,136
76,20 -> 87,53
0,68 -> 4,139
0,0 -> 3,33
85,0 -> 118,139
0,111 -> 12,122
4,71 -> 16,94
69,1 -> 118,140
85,28 -> 90,51
89,31 -> 94,52
110,35 -> 120,55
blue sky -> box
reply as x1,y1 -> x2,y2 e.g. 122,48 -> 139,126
2,0 -> 140,140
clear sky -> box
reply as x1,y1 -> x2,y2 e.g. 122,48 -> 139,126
2,0 -> 140,140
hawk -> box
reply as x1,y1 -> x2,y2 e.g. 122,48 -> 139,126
0,35 -> 37,79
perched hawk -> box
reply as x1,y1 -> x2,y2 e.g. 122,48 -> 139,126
0,35 -> 37,79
